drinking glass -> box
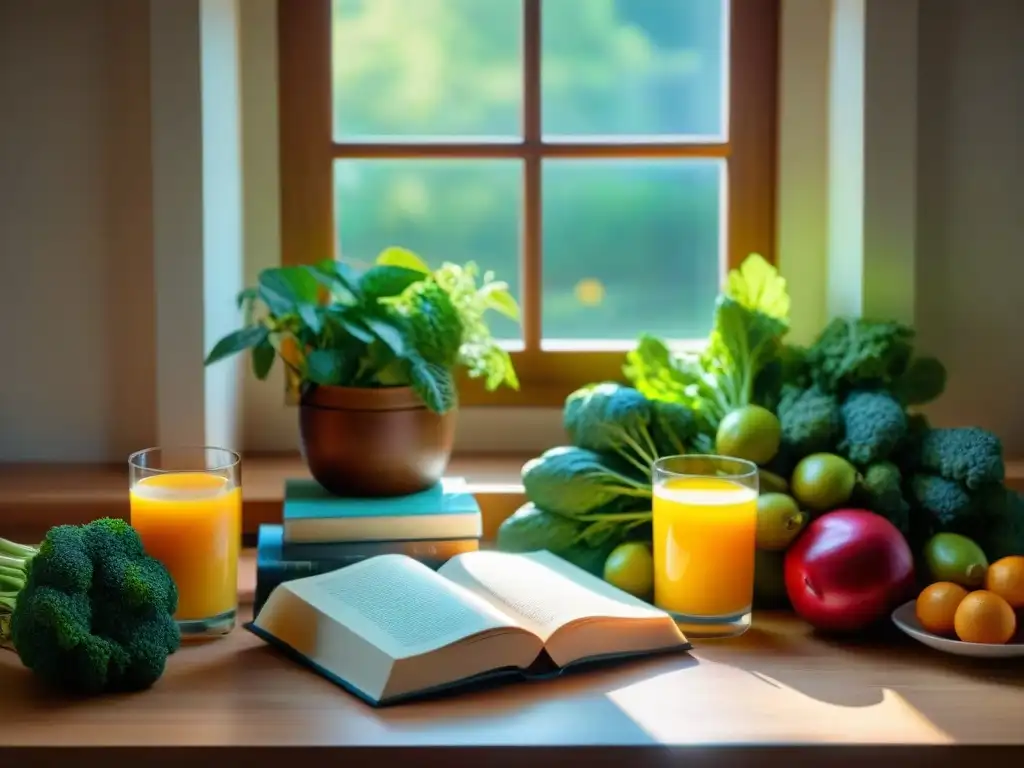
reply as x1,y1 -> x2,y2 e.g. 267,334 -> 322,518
129,447 -> 242,638
652,454 -> 759,639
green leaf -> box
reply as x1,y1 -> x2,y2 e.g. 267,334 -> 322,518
725,253 -> 791,322
237,287 -> 259,326
359,265 -> 427,300
235,287 -> 258,310
375,357 -> 411,386
408,358 -> 457,414
375,247 -> 430,274
306,259 -> 358,298
331,313 -> 374,343
352,339 -> 398,386
258,267 -> 319,314
298,303 -> 322,334
305,349 -> 343,385
482,286 -> 521,321
251,339 -> 276,380
205,326 -> 269,366
362,314 -> 407,357
623,334 -> 698,403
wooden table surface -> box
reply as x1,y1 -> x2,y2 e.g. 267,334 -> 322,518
2,598 -> 1024,764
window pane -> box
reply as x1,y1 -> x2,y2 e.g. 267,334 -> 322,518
331,0 -> 522,141
334,160 -> 523,341
541,0 -> 726,139
541,159 -> 723,343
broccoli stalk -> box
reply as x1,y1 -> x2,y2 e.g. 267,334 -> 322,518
0,537 -> 39,649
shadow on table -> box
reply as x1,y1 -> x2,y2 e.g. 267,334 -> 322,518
0,659 -> 132,717
695,615 -> 1024,740
234,640 -> 696,744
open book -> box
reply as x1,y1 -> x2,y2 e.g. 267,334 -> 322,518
247,549 -> 690,706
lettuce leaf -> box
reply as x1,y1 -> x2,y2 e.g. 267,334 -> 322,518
623,254 -> 791,430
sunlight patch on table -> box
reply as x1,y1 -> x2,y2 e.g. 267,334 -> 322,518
604,659 -> 953,745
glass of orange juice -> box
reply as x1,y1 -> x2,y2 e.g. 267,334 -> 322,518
652,454 -> 759,639
129,447 -> 241,638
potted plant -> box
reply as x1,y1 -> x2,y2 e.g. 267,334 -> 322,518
204,247 -> 520,497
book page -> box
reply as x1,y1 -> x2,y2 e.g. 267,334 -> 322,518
283,555 -> 529,660
438,550 -> 670,639
438,551 -> 687,668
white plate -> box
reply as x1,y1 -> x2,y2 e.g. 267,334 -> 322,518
891,600 -> 1024,658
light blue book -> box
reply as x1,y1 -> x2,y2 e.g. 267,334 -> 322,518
246,550 -> 691,707
282,477 -> 482,544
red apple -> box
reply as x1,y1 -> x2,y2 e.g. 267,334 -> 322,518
784,508 -> 915,633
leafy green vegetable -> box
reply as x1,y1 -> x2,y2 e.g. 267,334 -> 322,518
855,461 -> 910,534
973,488 -> 1024,561
701,297 -> 789,421
624,255 -> 791,434
649,399 -> 697,457
3,519 -> 179,695
521,446 -> 652,519
909,474 -> 977,530
497,503 -> 587,553
804,317 -> 915,395
916,426 -> 1005,490
837,390 -> 908,466
204,248 -> 520,413
564,383 -> 659,476
725,253 -> 791,320
892,356 -> 947,406
495,503 -> 624,576
777,385 -> 842,459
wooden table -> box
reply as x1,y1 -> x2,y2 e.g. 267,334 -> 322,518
2,601 -> 1024,765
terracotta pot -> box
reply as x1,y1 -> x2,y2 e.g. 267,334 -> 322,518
299,384 -> 457,497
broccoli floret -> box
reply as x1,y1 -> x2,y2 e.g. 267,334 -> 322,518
917,427 -> 1005,489
6,518 -> 180,695
891,411 -> 931,473
973,487 -> 1024,562
777,385 -> 842,458
805,317 -> 915,394
892,356 -> 948,406
855,461 -> 910,534
909,474 -> 976,530
837,390 -> 908,467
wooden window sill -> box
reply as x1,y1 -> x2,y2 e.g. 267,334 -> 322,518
4,455 -> 1024,544
0,453 -> 530,542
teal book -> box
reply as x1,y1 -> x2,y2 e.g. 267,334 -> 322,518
282,477 -> 482,544
246,549 -> 691,707
254,524 -> 479,616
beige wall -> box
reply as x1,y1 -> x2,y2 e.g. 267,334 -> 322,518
915,0 -> 1024,454
0,1 -> 156,461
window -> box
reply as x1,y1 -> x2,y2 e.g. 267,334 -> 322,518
278,0 -> 778,406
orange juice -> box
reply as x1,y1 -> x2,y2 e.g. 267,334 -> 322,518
652,476 -> 758,617
130,472 -> 241,622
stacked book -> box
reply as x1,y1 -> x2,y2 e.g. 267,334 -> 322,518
254,477 -> 482,616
